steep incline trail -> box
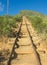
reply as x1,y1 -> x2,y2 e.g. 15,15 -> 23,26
10,16 -> 41,65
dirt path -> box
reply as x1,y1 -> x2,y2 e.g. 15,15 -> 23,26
11,16 -> 41,65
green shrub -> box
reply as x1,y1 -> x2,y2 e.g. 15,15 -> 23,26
0,15 -> 22,37
0,16 -> 16,37
27,15 -> 47,34
14,15 -> 22,22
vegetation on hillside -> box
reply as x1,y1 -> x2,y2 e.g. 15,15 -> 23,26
0,15 -> 22,37
20,10 -> 47,38
0,10 -> 47,38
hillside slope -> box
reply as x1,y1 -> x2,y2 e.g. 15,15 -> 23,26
19,10 -> 47,39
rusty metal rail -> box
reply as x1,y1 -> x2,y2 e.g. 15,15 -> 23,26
25,21 -> 41,65
7,22 -> 22,65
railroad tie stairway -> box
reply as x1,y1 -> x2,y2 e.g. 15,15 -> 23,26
11,17 -> 41,65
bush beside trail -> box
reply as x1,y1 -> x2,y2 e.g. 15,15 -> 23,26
26,15 -> 47,39
0,15 -> 22,37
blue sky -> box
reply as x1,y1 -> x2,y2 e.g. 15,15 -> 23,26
0,0 -> 47,15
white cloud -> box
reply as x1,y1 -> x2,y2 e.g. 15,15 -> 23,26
0,2 -> 4,12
